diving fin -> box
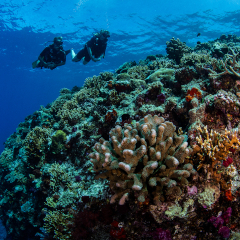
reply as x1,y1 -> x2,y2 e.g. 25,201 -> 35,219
32,60 -> 39,69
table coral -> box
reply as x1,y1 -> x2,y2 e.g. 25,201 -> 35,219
146,68 -> 175,83
90,114 -> 195,205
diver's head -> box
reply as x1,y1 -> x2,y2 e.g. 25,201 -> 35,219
99,30 -> 110,40
53,37 -> 63,49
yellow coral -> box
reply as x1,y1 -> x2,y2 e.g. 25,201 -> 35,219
165,198 -> 194,220
194,126 -> 240,169
198,184 -> 220,209
43,210 -> 73,240
192,125 -> 240,190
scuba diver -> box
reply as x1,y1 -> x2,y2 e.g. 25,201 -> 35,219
71,30 -> 110,65
32,37 -> 70,70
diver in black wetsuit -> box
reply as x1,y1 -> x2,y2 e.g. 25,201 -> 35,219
32,37 -> 70,70
71,30 -> 110,65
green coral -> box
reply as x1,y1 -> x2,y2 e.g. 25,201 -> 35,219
165,199 -> 194,220
51,130 -> 67,154
197,184 -> 220,209
43,210 -> 73,240
24,126 -> 51,162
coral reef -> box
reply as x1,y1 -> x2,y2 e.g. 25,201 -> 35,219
1,35 -> 240,239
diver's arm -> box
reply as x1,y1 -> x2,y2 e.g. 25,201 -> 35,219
87,47 -> 104,62
91,53 -> 104,62
47,61 -> 65,70
86,46 -> 95,60
38,56 -> 48,68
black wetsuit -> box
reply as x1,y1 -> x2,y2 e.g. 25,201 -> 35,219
38,44 -> 66,68
76,36 -> 108,62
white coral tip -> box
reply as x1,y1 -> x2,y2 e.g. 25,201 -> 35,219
151,162 -> 158,169
119,193 -> 128,205
132,185 -> 142,190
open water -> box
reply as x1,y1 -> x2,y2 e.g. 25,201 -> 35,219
1,0 -> 240,154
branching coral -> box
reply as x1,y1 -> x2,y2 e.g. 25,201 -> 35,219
90,114 -> 195,205
23,126 -> 52,163
43,209 -> 74,239
207,48 -> 240,78
192,125 -> 240,190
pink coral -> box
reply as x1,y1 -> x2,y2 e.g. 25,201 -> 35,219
187,186 -> 198,196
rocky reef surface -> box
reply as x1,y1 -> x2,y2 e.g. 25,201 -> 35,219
1,34 -> 240,239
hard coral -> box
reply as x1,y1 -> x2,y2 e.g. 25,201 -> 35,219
166,37 -> 192,64
192,125 -> 240,191
90,114 -> 195,205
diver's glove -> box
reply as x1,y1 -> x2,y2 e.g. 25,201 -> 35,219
47,62 -> 56,70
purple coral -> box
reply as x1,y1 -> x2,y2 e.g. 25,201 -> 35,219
222,207 -> 232,223
208,216 -> 224,228
208,208 -> 232,239
72,126 -> 77,132
75,175 -> 82,182
152,228 -> 172,240
187,186 -> 198,196
157,93 -> 166,103
218,226 -> 230,238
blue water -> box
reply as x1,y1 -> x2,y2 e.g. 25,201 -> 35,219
1,0 -> 240,155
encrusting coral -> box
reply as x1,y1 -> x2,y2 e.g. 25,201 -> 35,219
90,114 -> 195,205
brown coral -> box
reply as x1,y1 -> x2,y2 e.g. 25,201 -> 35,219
90,114 -> 195,205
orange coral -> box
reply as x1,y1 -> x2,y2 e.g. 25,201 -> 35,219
108,80 -> 113,88
225,189 -> 233,201
186,87 -> 202,102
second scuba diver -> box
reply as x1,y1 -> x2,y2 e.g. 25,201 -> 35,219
71,30 -> 110,65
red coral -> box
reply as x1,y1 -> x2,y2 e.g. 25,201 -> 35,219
114,83 -> 132,93
110,221 -> 126,239
223,157 -> 233,167
225,189 -> 233,201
